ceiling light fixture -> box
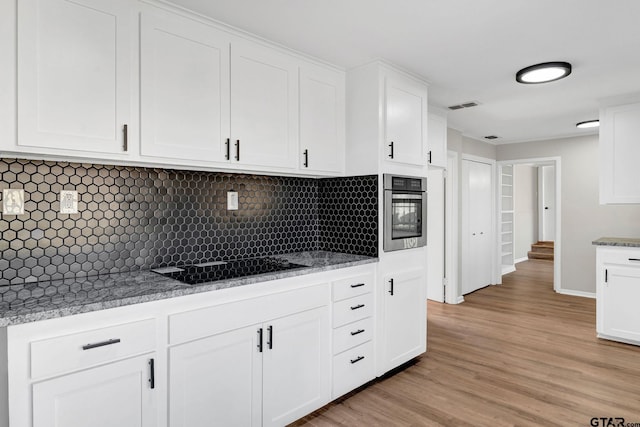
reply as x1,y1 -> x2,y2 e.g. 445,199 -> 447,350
576,119 -> 600,129
516,61 -> 572,84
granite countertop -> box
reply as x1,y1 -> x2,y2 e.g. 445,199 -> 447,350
0,251 -> 377,327
592,237 -> 640,247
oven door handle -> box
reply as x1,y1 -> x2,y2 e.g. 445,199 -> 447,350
391,194 -> 424,200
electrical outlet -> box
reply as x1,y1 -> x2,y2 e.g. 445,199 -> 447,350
60,190 -> 78,214
2,189 -> 25,215
227,190 -> 238,210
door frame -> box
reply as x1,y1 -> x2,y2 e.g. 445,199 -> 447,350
497,157 -> 562,293
538,165 -> 555,242
461,154 -> 498,298
445,151 -> 461,303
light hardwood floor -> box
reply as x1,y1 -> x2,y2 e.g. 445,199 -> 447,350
292,260 -> 640,426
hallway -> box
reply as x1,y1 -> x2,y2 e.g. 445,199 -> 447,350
292,260 -> 640,426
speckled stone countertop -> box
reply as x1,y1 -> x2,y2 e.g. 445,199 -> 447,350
0,251 -> 377,327
592,237 -> 640,247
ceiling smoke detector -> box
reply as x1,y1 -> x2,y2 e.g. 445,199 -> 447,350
448,101 -> 480,110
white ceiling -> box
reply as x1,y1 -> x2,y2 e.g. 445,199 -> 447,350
169,0 -> 640,144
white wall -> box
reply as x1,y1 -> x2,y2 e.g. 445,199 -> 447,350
513,165 -> 538,260
497,134 -> 640,294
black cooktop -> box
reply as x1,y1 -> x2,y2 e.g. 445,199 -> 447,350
153,257 -> 305,285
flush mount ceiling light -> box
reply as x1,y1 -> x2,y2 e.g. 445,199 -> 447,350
516,61 -> 572,84
576,119 -> 600,129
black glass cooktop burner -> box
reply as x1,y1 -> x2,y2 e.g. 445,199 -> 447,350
153,257 -> 305,285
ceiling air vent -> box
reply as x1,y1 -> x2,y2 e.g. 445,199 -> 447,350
484,135 -> 499,140
448,101 -> 480,110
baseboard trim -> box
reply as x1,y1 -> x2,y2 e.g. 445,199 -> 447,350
514,257 -> 529,264
556,289 -> 596,299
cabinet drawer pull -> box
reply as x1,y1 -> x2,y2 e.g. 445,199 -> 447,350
257,328 -> 263,353
388,141 -> 394,159
428,150 -> 432,164
225,138 -> 230,160
82,338 -> 121,351
350,283 -> 365,288
350,329 -> 365,336
389,278 -> 394,296
303,149 -> 309,168
350,304 -> 365,310
629,258 -> 640,262
350,355 -> 365,364
235,139 -> 240,161
267,325 -> 273,350
148,358 -> 155,390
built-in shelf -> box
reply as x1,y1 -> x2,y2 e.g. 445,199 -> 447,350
500,164 -> 515,275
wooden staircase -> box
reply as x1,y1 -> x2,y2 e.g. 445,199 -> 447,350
528,241 -> 554,261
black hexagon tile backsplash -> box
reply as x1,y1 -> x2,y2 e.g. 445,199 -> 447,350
0,158 -> 378,285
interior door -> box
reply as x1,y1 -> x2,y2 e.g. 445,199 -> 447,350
462,159 -> 493,295
539,165 -> 556,241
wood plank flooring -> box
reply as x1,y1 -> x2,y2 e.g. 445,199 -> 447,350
291,260 -> 640,426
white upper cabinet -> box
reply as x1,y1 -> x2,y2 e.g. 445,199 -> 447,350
346,61 -> 429,176
384,76 -> 428,166
139,7 -> 230,163
599,102 -> 640,204
16,0 -> 133,156
299,64 -> 345,174
230,38 -> 299,171
427,112 -> 447,168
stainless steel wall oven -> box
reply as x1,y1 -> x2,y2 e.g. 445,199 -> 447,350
383,174 -> 427,252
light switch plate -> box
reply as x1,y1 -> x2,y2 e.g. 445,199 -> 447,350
2,189 -> 25,215
60,190 -> 78,214
227,190 -> 238,210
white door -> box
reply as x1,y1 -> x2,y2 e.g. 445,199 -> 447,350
169,325 -> 262,427
17,0 -> 132,154
381,268 -> 427,372
427,167 -> 445,302
462,159 -> 493,295
140,8 -> 230,163
262,306 -> 330,427
600,266 -> 640,343
539,165 -> 556,241
32,355 -> 156,427
231,39 -> 298,170
299,64 -> 345,173
384,76 -> 427,166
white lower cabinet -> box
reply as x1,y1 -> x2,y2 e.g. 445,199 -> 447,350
596,246 -> 640,345
379,267 -> 426,375
32,354 -> 156,427
168,286 -> 331,427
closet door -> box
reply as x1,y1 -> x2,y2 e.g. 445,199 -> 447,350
462,159 -> 493,295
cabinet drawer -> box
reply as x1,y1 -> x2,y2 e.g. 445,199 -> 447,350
30,318 -> 156,379
332,273 -> 373,302
599,248 -> 640,266
332,341 -> 374,399
332,293 -> 373,328
332,317 -> 373,355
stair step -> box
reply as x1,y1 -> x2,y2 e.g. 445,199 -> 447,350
528,251 -> 554,260
531,245 -> 554,254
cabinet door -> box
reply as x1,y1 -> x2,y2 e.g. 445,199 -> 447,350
381,268 -> 426,373
32,355 -> 156,427
600,103 -> 640,204
427,113 -> 447,168
231,38 -> 298,170
299,64 -> 345,174
600,265 -> 640,343
262,306 -> 330,427
17,0 -> 132,154
140,8 -> 231,163
169,325 -> 262,427
384,76 -> 428,166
